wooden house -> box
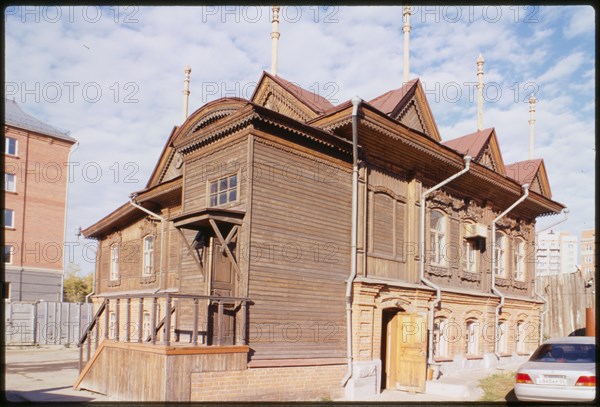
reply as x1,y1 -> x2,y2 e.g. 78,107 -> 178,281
75,71 -> 563,401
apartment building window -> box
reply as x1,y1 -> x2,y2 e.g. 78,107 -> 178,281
430,210 -> 447,265
494,232 -> 507,277
109,312 -> 117,339
5,173 -> 16,192
4,209 -> 15,228
465,319 -> 480,356
142,235 -> 154,276
2,282 -> 10,300
142,312 -> 151,340
209,174 -> 238,207
5,137 -> 18,156
585,256 -> 592,264
110,244 -> 119,281
3,245 -> 14,264
513,239 -> 525,281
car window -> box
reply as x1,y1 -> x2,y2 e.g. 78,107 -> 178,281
529,343 -> 595,363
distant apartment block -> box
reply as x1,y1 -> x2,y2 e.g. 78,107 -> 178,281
536,230 -> 578,276
580,229 -> 595,274
3,98 -> 77,301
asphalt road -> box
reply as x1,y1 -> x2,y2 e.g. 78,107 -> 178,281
3,346 -> 111,403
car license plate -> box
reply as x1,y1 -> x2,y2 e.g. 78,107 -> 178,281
537,376 -> 567,385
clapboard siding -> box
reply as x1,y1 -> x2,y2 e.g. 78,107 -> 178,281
183,137 -> 248,214
247,137 -> 351,360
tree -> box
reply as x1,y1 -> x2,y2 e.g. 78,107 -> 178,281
63,263 -> 93,303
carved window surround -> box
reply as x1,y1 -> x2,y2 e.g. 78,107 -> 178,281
460,271 -> 482,283
428,265 -> 452,277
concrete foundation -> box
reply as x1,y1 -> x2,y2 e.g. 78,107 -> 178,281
344,359 -> 381,400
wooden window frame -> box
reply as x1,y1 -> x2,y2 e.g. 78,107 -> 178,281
109,243 -> 120,281
3,245 -> 14,265
207,172 -> 240,208
142,235 -> 154,277
465,319 -> 480,356
494,232 -> 507,278
513,238 -> 525,281
430,210 -> 447,266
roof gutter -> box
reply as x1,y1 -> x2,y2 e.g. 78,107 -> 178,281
129,194 -> 166,293
491,183 -> 529,358
420,155 -> 471,366
534,208 -> 569,344
341,96 -> 362,387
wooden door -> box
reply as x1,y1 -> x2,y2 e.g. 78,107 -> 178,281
386,312 -> 427,393
209,238 -> 236,345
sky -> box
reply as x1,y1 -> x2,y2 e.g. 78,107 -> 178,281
4,5 -> 595,275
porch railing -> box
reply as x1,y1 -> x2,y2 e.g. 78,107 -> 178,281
77,293 -> 251,372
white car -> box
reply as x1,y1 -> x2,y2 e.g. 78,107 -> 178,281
515,336 -> 595,402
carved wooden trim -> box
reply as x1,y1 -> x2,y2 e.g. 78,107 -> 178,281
460,271 -> 482,283
428,265 -> 452,277
496,277 -> 510,287
513,280 -> 527,290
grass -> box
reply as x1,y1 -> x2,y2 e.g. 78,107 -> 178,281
478,371 -> 517,402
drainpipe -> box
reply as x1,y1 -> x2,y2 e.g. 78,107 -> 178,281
420,155 -> 471,366
491,184 -> 529,358
129,194 -> 166,293
61,141 -> 80,302
534,208 -> 568,344
341,96 -> 362,387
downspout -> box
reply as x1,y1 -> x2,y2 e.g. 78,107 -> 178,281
341,96 -> 362,387
61,141 -> 79,302
129,194 -> 166,293
534,208 -> 568,344
491,183 -> 529,358
420,155 -> 471,366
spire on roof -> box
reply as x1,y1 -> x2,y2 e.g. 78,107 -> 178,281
476,54 -> 484,131
271,6 -> 281,76
182,64 -> 191,122
403,5 -> 411,83
529,94 -> 536,160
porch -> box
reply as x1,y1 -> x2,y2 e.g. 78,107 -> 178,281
74,292 -> 251,401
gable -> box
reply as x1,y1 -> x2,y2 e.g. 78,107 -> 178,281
505,159 -> 552,198
443,128 -> 505,176
369,79 -> 441,141
251,72 -> 334,123
478,133 -> 506,175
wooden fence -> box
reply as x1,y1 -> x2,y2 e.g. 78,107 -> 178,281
4,301 -> 94,345
536,269 -> 595,339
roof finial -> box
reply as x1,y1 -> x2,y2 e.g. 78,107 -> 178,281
529,94 -> 536,160
476,54 -> 484,131
182,64 -> 191,123
271,6 -> 281,76
403,5 -> 411,83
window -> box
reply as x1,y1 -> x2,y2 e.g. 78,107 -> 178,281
4,209 -> 15,228
516,322 -> 526,354
462,238 -> 477,273
434,317 -> 449,358
585,256 -> 592,264
3,245 -> 14,264
142,236 -> 154,276
5,137 -> 18,156
465,320 -> 480,355
498,321 -> 508,354
494,232 -> 506,277
142,312 -> 151,340
430,211 -> 446,265
109,312 -> 116,339
209,174 -> 238,206
110,244 -> 119,281
5,173 -> 16,192
513,239 -> 525,281
2,282 -> 10,300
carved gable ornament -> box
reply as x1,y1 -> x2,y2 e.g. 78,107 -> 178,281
429,189 -> 462,211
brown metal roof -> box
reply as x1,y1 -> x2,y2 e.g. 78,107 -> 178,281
505,159 -> 543,184
368,79 -> 418,114
443,128 -> 494,158
264,72 -> 335,114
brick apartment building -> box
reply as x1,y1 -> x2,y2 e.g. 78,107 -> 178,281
3,98 -> 77,301
580,229 -> 595,275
